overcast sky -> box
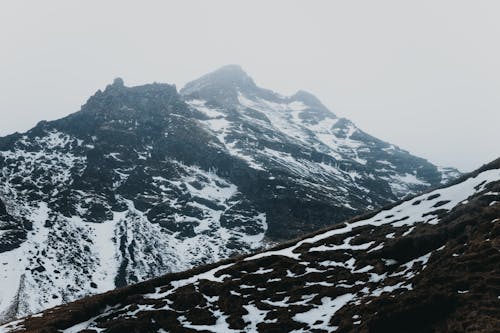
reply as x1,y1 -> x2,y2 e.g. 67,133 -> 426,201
0,1 -> 498,171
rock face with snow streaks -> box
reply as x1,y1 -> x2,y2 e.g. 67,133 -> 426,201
2,159 -> 497,333
0,66 -> 458,321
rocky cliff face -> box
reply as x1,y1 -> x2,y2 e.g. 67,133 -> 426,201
0,200 -> 26,253
0,66 -> 458,321
1,159 -> 497,333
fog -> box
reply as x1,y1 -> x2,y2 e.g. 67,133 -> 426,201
1,0 -> 499,171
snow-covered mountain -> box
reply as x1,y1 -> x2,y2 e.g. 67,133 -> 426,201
0,65 -> 458,322
1,158 -> 497,333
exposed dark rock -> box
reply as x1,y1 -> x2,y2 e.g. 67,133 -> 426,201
0,65 -> 460,321
0,160 -> 497,332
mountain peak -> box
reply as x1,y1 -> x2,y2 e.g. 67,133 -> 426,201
102,77 -> 126,92
212,64 -> 248,76
81,79 -> 179,115
292,89 -> 320,103
112,77 -> 124,87
181,66 -> 331,113
202,64 -> 253,83
291,90 -> 329,111
180,64 -> 258,102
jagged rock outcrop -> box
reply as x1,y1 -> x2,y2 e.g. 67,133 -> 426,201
0,200 -> 28,253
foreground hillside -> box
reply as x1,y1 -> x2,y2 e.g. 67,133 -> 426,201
2,158 -> 498,333
0,65 -> 458,320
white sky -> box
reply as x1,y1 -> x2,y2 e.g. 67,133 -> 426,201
0,1 -> 499,171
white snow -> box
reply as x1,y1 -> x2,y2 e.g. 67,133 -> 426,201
242,303 -> 276,332
0,203 -> 50,320
146,263 -> 234,300
187,99 -> 225,118
293,293 -> 355,332
308,237 -> 374,252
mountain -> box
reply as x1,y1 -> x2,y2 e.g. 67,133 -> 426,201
0,66 -> 458,321
1,158 -> 497,333
180,65 -> 459,201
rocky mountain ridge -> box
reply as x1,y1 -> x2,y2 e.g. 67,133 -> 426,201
0,65 -> 459,321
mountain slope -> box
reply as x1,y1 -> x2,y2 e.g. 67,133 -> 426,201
0,66 -> 458,321
1,158 -> 497,333
181,65 -> 459,201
